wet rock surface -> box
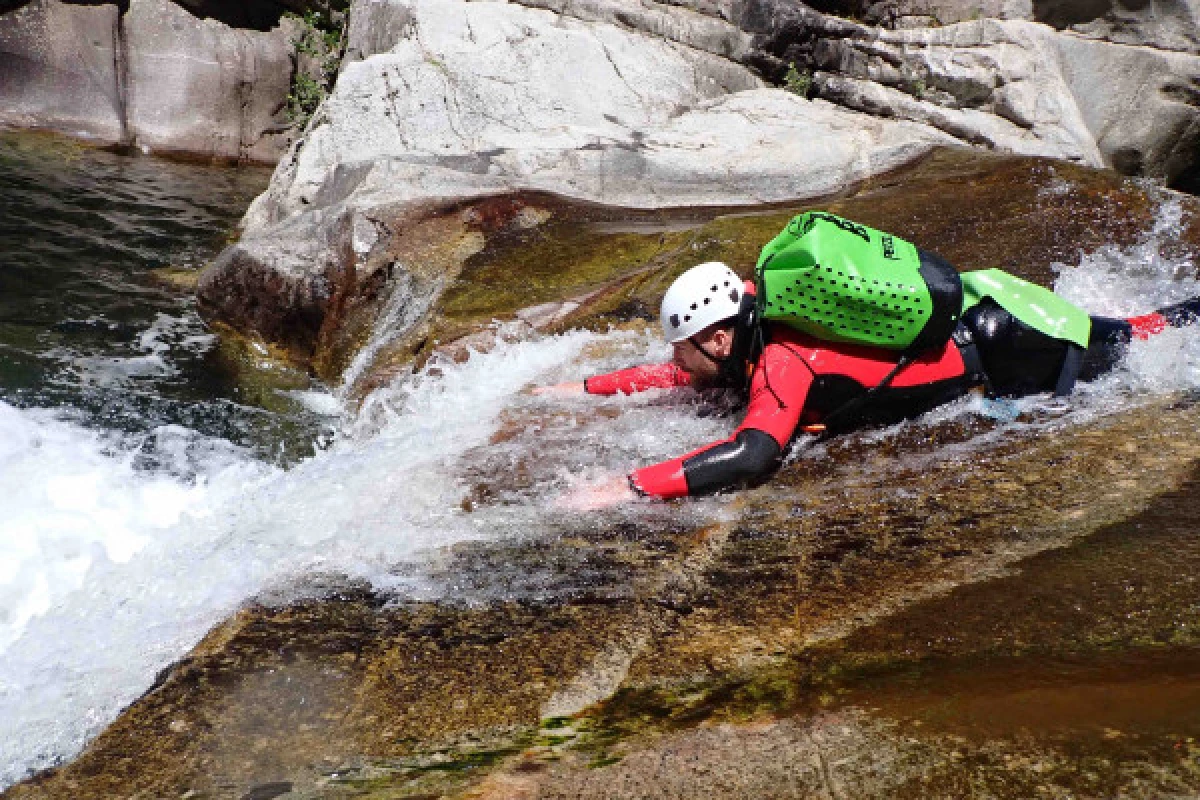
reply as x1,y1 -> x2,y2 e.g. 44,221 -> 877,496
10,378 -> 1200,799
211,148 -> 1183,387
11,153 -> 1200,798
352,148 -> 1195,391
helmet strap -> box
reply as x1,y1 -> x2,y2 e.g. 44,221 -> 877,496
687,336 -> 730,368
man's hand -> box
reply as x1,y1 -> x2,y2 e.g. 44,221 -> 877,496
530,381 -> 587,397
555,474 -> 637,510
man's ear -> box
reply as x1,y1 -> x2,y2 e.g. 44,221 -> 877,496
715,325 -> 736,356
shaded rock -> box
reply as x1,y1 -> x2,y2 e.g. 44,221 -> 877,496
198,196 -> 493,379
888,0 -> 1033,26
122,0 -> 296,162
1055,32 -> 1200,194
0,0 -> 297,161
1040,0 -> 1200,55
0,0 -> 126,144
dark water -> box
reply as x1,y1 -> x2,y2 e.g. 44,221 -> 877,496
0,132 -> 331,465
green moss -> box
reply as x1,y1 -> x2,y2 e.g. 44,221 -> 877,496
784,63 -> 813,98
283,6 -> 349,127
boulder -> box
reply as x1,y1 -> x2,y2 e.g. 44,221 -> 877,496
0,0 -> 298,161
122,0 -> 296,162
0,0 -> 126,143
806,18 -> 1200,189
1055,32 -> 1200,193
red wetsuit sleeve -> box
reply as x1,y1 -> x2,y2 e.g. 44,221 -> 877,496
585,363 -> 692,395
628,343 -> 814,499
1128,312 -> 1168,339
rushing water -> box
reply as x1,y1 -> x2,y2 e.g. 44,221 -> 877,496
0,135 -> 1198,789
0,134 -> 731,787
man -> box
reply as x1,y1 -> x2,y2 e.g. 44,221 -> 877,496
536,261 -> 1198,505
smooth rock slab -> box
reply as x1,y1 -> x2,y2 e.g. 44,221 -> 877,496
0,0 -> 126,143
207,0 -> 956,372
123,0 -> 296,162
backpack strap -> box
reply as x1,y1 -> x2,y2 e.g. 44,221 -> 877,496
1053,343 -> 1086,397
800,353 -> 914,441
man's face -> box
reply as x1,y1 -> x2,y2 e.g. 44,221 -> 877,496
670,325 -> 733,387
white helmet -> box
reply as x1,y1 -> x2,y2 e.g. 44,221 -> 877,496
660,262 -> 744,343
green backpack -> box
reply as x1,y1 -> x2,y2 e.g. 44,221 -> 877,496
754,211 -> 963,355
754,211 -> 1092,353
753,212 -> 1095,425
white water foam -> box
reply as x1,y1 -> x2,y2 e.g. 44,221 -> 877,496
1053,195 -> 1200,317
0,326 -> 725,788
55,311 -> 216,387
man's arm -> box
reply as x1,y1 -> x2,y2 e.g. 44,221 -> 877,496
628,343 -> 814,499
533,363 -> 691,397
583,363 -> 692,395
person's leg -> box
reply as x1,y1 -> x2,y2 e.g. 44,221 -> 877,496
1127,297 -> 1200,337
962,299 -> 1066,396
1080,316 -> 1131,381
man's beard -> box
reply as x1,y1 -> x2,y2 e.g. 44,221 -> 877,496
688,366 -> 739,392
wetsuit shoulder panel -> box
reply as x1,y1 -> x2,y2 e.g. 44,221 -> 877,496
736,334 -> 815,447
772,325 -> 965,388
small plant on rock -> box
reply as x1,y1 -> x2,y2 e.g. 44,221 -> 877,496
784,63 -> 813,98
284,6 -> 349,127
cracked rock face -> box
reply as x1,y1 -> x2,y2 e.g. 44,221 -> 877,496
1039,0 -> 1200,55
808,18 -> 1200,191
